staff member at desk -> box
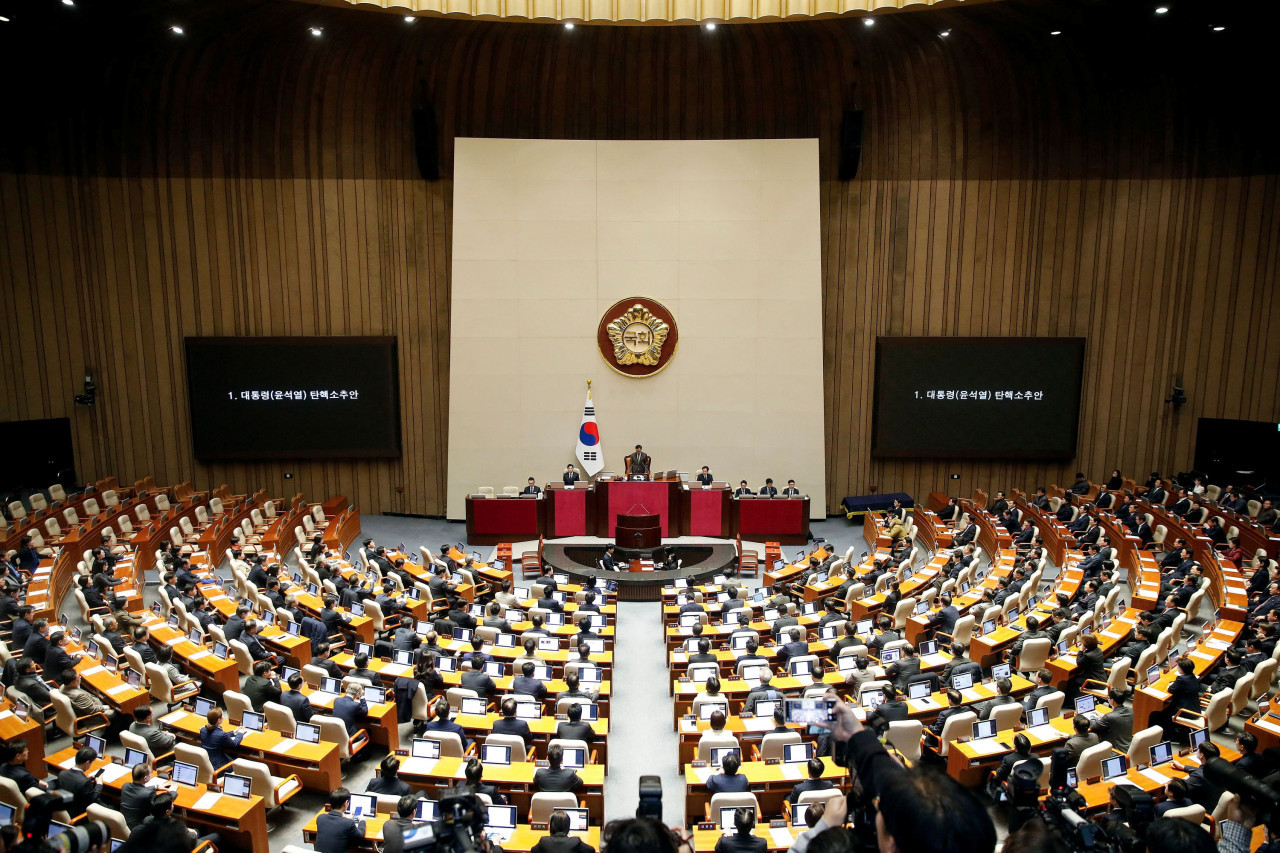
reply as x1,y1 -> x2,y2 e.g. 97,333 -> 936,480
523,478 -> 542,496
734,481 -> 753,497
782,480 -> 800,496
696,466 -> 714,486
759,479 -> 778,497
564,465 -> 581,486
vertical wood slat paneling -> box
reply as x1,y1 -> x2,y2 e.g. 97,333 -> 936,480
0,1 -> 1278,516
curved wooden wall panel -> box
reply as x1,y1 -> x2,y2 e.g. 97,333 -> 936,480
0,0 -> 1277,516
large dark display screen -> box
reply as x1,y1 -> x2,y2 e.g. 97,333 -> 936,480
872,337 -> 1086,459
185,337 -> 400,460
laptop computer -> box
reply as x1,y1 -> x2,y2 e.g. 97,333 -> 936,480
516,702 -> 541,720
193,696 -> 216,717
222,773 -> 253,798
123,748 -> 149,768
347,793 -> 376,819
783,743 -> 813,763
1074,695 -> 1100,723
562,807 -> 589,832
698,703 -> 728,721
1189,728 -> 1209,751
84,734 -> 106,757
411,738 -> 442,760
918,640 -> 938,656
860,689 -> 886,710
393,650 -> 415,665
355,642 -> 375,658
991,662 -> 1011,680
561,747 -> 587,769
170,761 -> 200,787
481,744 -> 512,765
295,722 -> 321,744
321,677 -> 343,695
880,648 -> 901,663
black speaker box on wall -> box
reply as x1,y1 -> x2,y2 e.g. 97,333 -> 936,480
838,108 -> 864,180
413,104 -> 440,181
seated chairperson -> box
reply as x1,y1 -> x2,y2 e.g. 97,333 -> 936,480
695,466 -> 714,487
1089,688 -> 1134,752
243,660 -> 282,712
865,685 -> 909,735
928,689 -> 967,737
562,465 -> 581,486
315,788 -> 367,853
200,707 -> 246,768
600,545 -> 620,572
463,756 -> 508,805
368,755 -> 414,797
282,672 -> 316,723
782,480 -> 800,496
534,743 -> 583,793
825,693 -> 997,853
120,763 -> 159,829
522,477 -> 542,496
788,757 -> 833,805
513,660 -> 549,703
333,683 -> 369,737
556,701 -> 595,745
715,808 -> 766,853
0,743 -> 48,793
533,809 -> 597,853
705,751 -> 749,794
734,481 -> 753,498
493,696 -> 534,748
1062,713 -> 1098,762
130,705 -> 177,757
426,698 -> 471,749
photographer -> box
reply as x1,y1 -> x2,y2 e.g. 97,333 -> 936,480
1219,794 -> 1276,853
819,688 -> 996,853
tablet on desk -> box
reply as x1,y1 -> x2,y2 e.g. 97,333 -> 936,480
1150,741 -> 1174,766
991,663 -> 1011,680
709,746 -> 740,769
460,697 -> 488,716
907,681 -> 932,701
481,744 -> 511,766
951,672 -> 974,691
411,738 -> 442,760
698,703 -> 728,721
516,702 -> 542,720
347,793 -> 376,819
783,742 -> 813,763
295,722 -> 321,744
355,642 -> 375,658
123,747 -> 149,768
241,711 -> 265,732
1025,707 -> 1049,728
193,696 -> 216,717
321,677 -> 343,695
415,799 -> 441,822
563,807 -> 590,832
222,773 -> 253,798
170,761 -> 200,787
561,747 -> 587,769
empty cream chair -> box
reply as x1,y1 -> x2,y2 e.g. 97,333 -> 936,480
86,803 -> 130,839
224,690 -> 254,724
155,494 -> 171,512
62,507 -> 79,528
796,789 -> 844,810
231,757 -> 302,814
1035,691 -> 1066,718
6,500 -> 25,520
83,497 -> 101,517
314,714 -> 369,762
1127,726 -> 1164,767
530,793 -> 579,824
1014,638 -> 1052,675
229,640 -> 256,677
29,493 -> 48,512
886,720 -> 923,762
0,776 -> 29,822
135,505 -> 151,525
209,497 -> 225,515
502,486 -> 520,496
49,484 -> 67,503
175,742 -> 227,782
1075,741 -> 1114,781
120,729 -> 170,764
264,701 -> 298,735
990,702 -> 1023,732
485,733 -> 529,762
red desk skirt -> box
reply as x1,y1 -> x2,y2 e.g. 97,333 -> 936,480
604,482 -> 671,537
551,489 -> 588,537
470,499 -> 540,536
737,498 -> 807,539
689,489 -> 725,536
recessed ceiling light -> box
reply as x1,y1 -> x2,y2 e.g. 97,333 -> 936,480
863,17 -> 875,26
170,25 -> 184,34
564,21 -> 574,29
1212,25 -> 1225,31
704,21 -> 716,30
309,26 -> 323,36
1050,30 -> 1062,35
1155,6 -> 1169,13
939,29 -> 950,37
61,0 -> 74,6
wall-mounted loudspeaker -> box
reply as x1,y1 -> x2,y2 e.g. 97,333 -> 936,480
838,108 -> 864,181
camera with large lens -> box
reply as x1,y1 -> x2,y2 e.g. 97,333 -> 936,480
15,792 -> 109,853
1202,755 -> 1280,835
392,790 -> 489,853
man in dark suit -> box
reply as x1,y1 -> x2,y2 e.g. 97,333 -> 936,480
600,545 -> 620,572
333,683 -> 369,737
43,630 -> 80,675
513,661 -> 549,703
556,701 -> 595,744
522,477 -> 542,496
695,466 -> 714,486
282,672 -> 316,723
1069,473 -> 1091,495
928,689 -> 968,736
734,481 -> 753,498
1090,688 -> 1134,752
120,763 -> 159,829
56,747 -> 102,815
627,445 -> 650,476
562,465 -> 581,486
482,602 -> 514,633
954,519 -> 978,546
1170,742 -> 1226,809
989,491 -> 1009,517
532,810 -> 597,853
776,627 -> 809,668
1094,485 -> 1115,509
787,757 -> 834,805
314,788 -> 367,853
1171,489 -> 1193,517
704,751 -> 748,794
243,660 -> 282,711
928,594 -> 960,639
782,480 -> 800,496
425,699 -> 470,749
310,642 -> 343,679
759,479 -> 778,497
493,697 -> 535,748
1021,669 -> 1056,713
534,743 -> 584,792
865,685 -> 909,734
974,678 -> 1017,721
461,652 -> 497,698
224,605 -> 250,643
537,589 -> 563,613
427,565 -> 457,601
941,644 -> 982,687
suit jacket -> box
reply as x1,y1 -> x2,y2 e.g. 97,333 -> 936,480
533,836 -> 596,853
788,778 -> 834,805
714,834 -> 768,853
493,716 -> 534,747
976,694 -> 1018,721
705,772 -> 750,794
44,645 -> 77,676
523,485 -> 542,495
865,699 -> 909,734
15,672 -> 51,707
696,473 -> 714,486
57,767 -> 102,815
1063,732 -> 1099,761
367,775 -> 414,796
760,487 -> 778,497
534,766 -> 583,792
512,675 -> 548,702
1091,705 -> 1133,751
129,720 -> 176,755
1022,685 -> 1055,712
929,704 -> 966,735
556,720 -> 595,744
1167,673 -> 1201,714
563,472 -> 581,486
627,452 -> 651,474
461,669 -> 497,697
314,811 -> 367,853
333,696 -> 369,736
201,725 -> 245,767
243,674 -> 282,711
120,781 -> 156,829
279,688 -> 314,723
955,524 -> 978,546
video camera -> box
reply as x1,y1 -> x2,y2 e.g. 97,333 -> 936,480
1203,755 -> 1280,835
1040,749 -> 1152,853
390,790 -> 488,853
14,792 -> 109,853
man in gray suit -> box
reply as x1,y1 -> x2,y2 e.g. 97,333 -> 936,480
1089,688 -> 1134,752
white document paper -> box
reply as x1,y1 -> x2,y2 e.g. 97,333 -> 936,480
274,738 -> 299,752
192,792 -> 222,811
81,666 -> 106,676
107,683 -> 135,696
968,739 -> 1007,756
98,763 -> 132,783
1139,767 -> 1171,785
770,829 -> 796,847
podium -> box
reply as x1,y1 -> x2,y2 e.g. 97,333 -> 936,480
616,512 -> 661,551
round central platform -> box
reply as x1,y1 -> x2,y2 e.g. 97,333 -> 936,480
539,541 -> 740,600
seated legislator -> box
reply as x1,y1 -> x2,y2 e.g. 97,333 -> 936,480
627,445 -> 651,476
705,751 -> 749,794
533,810 -> 597,853
715,808 -> 767,853
534,744 -> 583,793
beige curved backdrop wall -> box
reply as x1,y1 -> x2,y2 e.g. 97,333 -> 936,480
446,138 -> 827,521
